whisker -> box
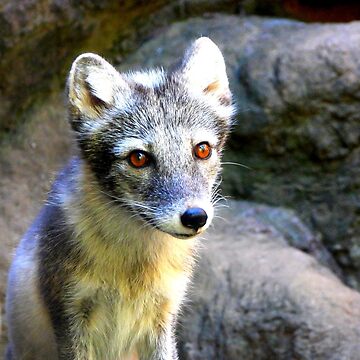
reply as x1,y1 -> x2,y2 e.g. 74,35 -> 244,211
213,215 -> 229,224
214,202 -> 228,207
222,161 -> 252,170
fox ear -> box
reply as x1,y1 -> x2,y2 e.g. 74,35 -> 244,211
180,37 -> 232,109
68,53 -> 129,119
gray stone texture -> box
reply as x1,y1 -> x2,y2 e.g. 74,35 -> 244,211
0,0 -> 238,135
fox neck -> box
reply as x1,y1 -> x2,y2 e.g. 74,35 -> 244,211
63,160 -> 198,297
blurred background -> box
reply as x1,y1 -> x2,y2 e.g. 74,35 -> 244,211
1,1 -> 360,359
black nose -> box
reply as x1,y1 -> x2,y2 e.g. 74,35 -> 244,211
181,208 -> 208,231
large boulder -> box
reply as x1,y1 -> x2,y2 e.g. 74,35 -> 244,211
0,94 -> 72,355
0,0 -> 238,135
118,15 -> 360,289
178,201 -> 360,359
3,0 -> 356,136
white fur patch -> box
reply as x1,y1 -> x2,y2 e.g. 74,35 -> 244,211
181,38 -> 228,95
86,71 -> 115,105
113,138 -> 149,157
180,37 -> 235,119
192,129 -> 220,148
129,70 -> 165,89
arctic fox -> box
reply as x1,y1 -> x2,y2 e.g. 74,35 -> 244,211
6,37 -> 234,360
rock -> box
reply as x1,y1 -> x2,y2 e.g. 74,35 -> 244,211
228,201 -> 343,278
118,14 -> 360,288
6,0 -> 353,137
0,93 -> 72,355
0,0 -> 238,135
177,201 -> 360,360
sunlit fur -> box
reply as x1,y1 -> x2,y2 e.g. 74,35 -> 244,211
61,164 -> 195,358
6,37 -> 234,360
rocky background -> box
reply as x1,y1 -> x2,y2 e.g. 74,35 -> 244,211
1,0 -> 360,358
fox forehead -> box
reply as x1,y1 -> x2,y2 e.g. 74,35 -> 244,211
93,73 -> 227,158
114,73 -> 224,127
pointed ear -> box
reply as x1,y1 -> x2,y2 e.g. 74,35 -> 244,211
179,37 -> 232,109
68,53 -> 130,119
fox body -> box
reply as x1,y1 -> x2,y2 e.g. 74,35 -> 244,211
6,38 -> 234,359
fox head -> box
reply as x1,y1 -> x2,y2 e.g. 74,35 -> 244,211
67,37 -> 234,239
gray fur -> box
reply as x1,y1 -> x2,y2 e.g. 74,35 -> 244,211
6,37 -> 234,359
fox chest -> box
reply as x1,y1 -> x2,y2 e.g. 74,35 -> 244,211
68,282 -> 172,359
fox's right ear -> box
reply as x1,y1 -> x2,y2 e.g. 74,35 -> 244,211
179,37 -> 234,119
67,53 -> 130,120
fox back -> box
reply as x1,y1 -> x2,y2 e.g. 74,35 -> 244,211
6,37 -> 234,360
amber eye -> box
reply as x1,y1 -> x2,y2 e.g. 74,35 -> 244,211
194,142 -> 212,160
128,150 -> 150,168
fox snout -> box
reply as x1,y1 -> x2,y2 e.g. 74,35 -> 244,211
152,198 -> 214,239
180,207 -> 208,231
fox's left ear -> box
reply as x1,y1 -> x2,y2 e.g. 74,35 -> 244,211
67,53 -> 130,121
179,37 -> 234,118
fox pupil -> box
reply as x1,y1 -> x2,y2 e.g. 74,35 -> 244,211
195,142 -> 211,159
129,151 -> 148,168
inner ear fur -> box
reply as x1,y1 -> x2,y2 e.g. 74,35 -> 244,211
179,37 -> 231,104
68,53 -> 128,119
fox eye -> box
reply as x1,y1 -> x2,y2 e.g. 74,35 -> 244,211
194,142 -> 212,160
128,150 -> 150,168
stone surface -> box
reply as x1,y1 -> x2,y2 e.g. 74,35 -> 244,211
4,0 -> 352,137
0,0 -> 238,136
0,94 -> 72,355
118,15 -> 360,288
177,201 -> 360,360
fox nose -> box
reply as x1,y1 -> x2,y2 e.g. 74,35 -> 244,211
181,208 -> 208,231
